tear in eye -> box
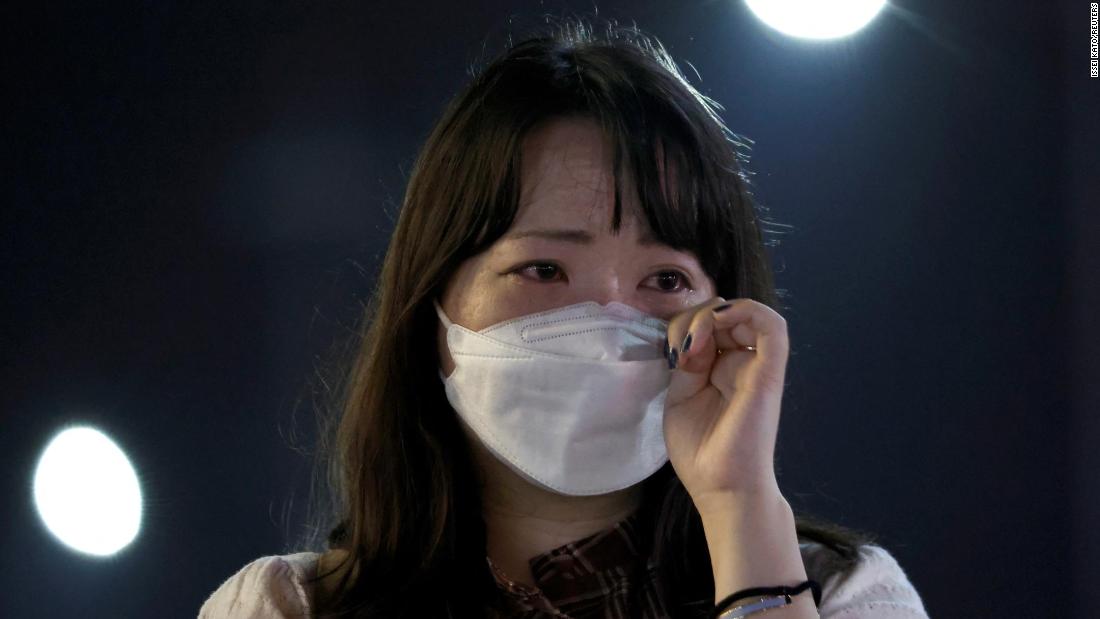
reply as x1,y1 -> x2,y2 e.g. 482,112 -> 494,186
653,271 -> 692,292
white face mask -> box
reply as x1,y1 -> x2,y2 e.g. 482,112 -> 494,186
434,297 -> 672,496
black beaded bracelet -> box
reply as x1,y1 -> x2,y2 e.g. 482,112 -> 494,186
711,580 -> 821,618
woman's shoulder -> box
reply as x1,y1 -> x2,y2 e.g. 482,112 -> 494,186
799,542 -> 930,618
198,551 -> 321,618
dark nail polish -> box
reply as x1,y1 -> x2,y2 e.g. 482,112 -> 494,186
668,347 -> 679,369
680,332 -> 693,354
713,303 -> 732,313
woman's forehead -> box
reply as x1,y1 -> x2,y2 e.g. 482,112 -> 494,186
504,191 -> 673,257
516,118 -> 651,238
511,185 -> 652,245
519,118 -> 615,202
511,114 -> 701,257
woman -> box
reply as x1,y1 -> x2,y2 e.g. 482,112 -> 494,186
200,20 -> 929,619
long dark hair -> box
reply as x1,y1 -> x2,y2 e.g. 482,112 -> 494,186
304,18 -> 878,618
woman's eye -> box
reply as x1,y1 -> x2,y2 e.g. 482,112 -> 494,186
649,271 -> 692,293
513,263 -> 692,292
516,262 -> 564,282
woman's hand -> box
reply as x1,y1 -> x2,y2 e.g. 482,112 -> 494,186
661,296 -> 791,512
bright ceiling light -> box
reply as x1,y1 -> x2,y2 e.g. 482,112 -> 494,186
33,426 -> 143,556
745,0 -> 888,40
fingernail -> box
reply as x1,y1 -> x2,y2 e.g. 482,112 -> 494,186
713,303 -> 732,313
680,332 -> 692,354
668,347 -> 679,369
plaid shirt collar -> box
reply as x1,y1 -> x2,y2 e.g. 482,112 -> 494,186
486,507 -> 669,617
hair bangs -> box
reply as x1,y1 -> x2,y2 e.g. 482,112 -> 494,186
583,80 -> 738,293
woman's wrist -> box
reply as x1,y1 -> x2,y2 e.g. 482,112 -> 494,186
696,490 -> 819,618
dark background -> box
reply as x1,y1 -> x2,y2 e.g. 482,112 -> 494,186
3,1 -> 1097,617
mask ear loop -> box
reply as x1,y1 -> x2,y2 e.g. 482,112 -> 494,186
432,298 -> 454,330
433,298 -> 454,382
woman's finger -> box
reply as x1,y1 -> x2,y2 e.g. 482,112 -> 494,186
708,299 -> 788,358
706,299 -> 789,394
672,297 -> 728,372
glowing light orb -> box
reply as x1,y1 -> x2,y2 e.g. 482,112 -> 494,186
745,0 -> 888,40
33,426 -> 143,556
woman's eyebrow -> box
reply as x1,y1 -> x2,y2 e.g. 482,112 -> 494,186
504,228 -> 662,246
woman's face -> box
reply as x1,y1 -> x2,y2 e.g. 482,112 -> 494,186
437,115 -> 717,377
